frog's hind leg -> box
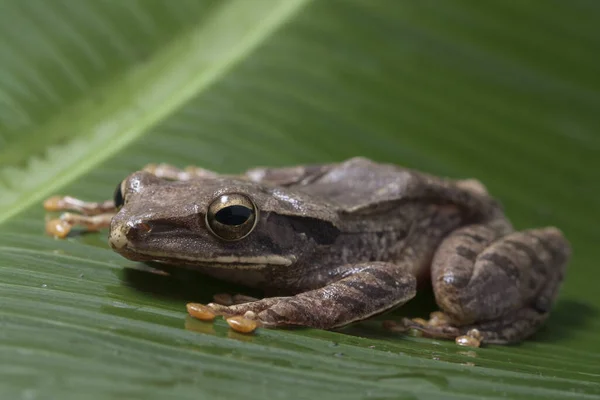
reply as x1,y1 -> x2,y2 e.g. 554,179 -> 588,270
418,224 -> 570,346
457,307 -> 548,345
395,306 -> 548,347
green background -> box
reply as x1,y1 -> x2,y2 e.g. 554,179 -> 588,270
1,0 -> 599,398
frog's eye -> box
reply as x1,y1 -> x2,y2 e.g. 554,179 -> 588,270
114,182 -> 125,209
206,193 -> 258,241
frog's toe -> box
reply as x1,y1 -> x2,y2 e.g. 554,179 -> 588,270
225,315 -> 259,333
204,302 -> 233,315
385,316 -> 460,339
455,329 -> 483,347
186,303 -> 217,321
206,296 -> 286,318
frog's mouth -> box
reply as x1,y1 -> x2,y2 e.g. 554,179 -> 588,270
113,245 -> 295,270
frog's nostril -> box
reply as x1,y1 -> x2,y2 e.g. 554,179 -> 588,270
136,222 -> 152,233
126,220 -> 152,239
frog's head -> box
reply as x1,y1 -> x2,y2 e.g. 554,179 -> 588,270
108,171 -> 341,270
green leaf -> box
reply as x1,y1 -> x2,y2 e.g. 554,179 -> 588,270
1,0 -> 599,399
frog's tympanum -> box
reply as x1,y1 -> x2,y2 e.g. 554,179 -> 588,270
44,158 -> 570,346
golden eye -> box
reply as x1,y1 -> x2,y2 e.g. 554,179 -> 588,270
205,193 -> 258,241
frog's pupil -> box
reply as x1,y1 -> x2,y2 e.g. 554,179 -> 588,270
215,205 -> 252,226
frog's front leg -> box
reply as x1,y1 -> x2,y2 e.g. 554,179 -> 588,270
45,212 -> 115,238
44,196 -> 115,216
404,223 -> 570,346
194,262 -> 417,329
43,196 -> 117,238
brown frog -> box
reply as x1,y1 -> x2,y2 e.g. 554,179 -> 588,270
44,157 -> 570,346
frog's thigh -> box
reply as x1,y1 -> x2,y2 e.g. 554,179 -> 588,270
431,224 -> 570,343
209,262 -> 417,329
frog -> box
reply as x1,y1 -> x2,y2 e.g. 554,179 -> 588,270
44,157 -> 571,346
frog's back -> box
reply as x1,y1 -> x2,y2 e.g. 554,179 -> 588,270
297,157 -> 500,220
296,158 -> 412,209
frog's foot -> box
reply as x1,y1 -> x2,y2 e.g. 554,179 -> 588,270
203,296 -> 287,325
403,311 -> 457,338
43,195 -> 116,238
384,311 -> 461,340
455,306 -> 548,346
186,303 -> 259,333
45,212 -> 114,239
384,313 -> 486,347
396,307 -> 551,347
143,163 -> 218,181
204,296 -> 340,329
212,293 -> 261,306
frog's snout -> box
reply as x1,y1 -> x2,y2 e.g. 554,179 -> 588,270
108,224 -> 129,250
109,220 -> 150,250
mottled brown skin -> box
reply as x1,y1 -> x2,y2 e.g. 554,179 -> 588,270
44,157 -> 571,345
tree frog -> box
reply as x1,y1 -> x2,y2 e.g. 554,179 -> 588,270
44,157 -> 570,346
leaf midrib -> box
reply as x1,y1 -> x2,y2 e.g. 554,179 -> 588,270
0,0 -> 311,224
